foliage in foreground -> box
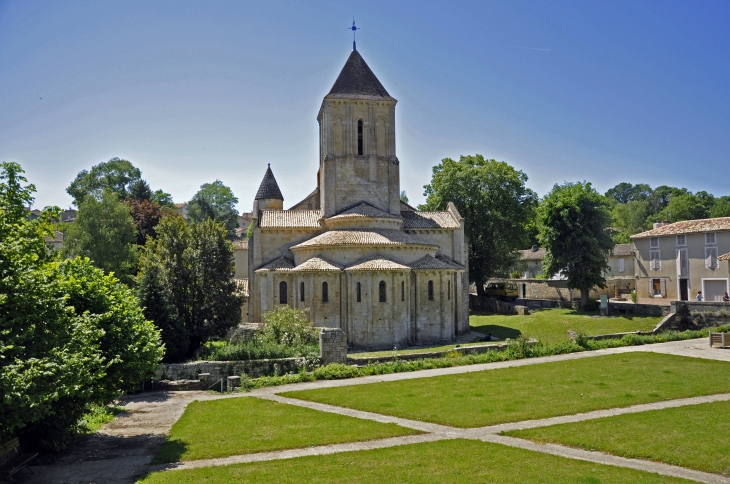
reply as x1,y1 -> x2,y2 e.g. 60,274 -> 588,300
199,307 -> 318,361
0,162 -> 163,451
238,325 -> 729,391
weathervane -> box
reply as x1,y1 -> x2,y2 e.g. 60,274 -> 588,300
349,18 -> 360,51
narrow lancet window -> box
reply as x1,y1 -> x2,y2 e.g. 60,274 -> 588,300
300,282 -> 305,302
379,281 -> 386,302
279,281 -> 287,304
428,280 -> 434,301
401,281 -> 405,301
322,281 -> 329,302
357,119 -> 364,155
356,282 -> 361,302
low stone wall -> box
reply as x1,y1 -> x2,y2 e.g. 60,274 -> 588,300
154,358 -> 302,384
469,295 -> 529,315
609,302 -> 671,317
347,341 -> 530,365
671,301 -> 730,329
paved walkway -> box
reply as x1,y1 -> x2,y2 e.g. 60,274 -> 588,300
27,338 -> 730,483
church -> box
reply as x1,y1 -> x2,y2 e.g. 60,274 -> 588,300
247,45 -> 469,350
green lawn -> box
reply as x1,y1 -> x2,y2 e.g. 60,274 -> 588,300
153,397 -> 420,463
470,308 -> 662,344
507,399 -> 730,475
282,353 -> 730,428
139,439 -> 692,483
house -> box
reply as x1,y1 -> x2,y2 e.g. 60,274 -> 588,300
175,202 -> 188,219
246,46 -> 469,350
233,239 -> 248,279
632,218 -> 730,301
605,243 -> 636,297
518,246 -> 546,279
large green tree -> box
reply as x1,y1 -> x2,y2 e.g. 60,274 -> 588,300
421,155 -> 537,296
187,180 -> 239,239
0,162 -> 162,450
137,216 -> 242,359
67,157 -> 142,205
710,196 -> 730,218
538,182 -> 614,306
611,200 -> 648,242
62,189 -> 139,285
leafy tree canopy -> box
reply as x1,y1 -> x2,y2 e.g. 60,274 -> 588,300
62,189 -> 139,285
421,155 -> 537,295
125,198 -> 179,245
538,181 -> 613,306
400,190 -> 409,204
67,157 -> 142,205
137,216 -> 242,360
187,180 -> 239,239
0,162 -> 162,450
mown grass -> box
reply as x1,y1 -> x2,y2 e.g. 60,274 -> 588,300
282,352 -> 730,428
507,399 -> 730,475
152,397 -> 420,463
470,308 -> 662,344
139,438 -> 692,483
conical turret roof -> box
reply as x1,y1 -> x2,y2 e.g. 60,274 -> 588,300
254,165 -> 284,200
326,50 -> 395,101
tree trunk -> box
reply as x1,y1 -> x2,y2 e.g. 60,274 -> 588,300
476,282 -> 485,297
580,290 -> 590,308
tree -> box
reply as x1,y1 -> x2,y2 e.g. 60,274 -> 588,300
400,190 -> 409,204
537,182 -> 614,307
0,162 -> 162,450
421,155 -> 537,296
710,196 -> 730,218
187,180 -> 239,239
137,216 -> 242,359
129,179 -> 153,201
611,200 -> 648,242
649,193 -> 710,225
153,189 -> 175,207
605,182 -> 652,204
63,189 -> 138,285
125,198 -> 178,245
66,157 -> 142,205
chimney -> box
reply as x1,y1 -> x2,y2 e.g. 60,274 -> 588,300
531,245 -> 539,252
653,222 -> 669,229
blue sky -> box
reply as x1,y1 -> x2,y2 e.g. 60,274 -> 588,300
1,0 -> 728,211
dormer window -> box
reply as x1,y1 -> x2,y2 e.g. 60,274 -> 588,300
357,119 -> 363,155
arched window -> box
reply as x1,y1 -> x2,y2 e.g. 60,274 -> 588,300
300,282 -> 305,302
356,282 -> 361,302
279,281 -> 287,304
322,281 -> 329,302
428,280 -> 434,301
357,119 -> 364,155
401,281 -> 405,301
448,280 -> 451,300
379,281 -> 386,302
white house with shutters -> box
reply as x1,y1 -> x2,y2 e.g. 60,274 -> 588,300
631,218 -> 730,301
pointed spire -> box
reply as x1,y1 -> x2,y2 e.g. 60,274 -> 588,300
326,50 -> 394,101
254,165 -> 284,200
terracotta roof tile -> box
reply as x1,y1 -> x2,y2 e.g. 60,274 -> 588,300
402,211 -> 459,229
260,210 -> 322,229
255,256 -> 294,272
719,252 -> 730,261
519,247 -> 546,260
346,255 -> 410,271
632,217 -> 730,238
410,254 -> 456,270
291,257 -> 343,272
290,229 -> 436,249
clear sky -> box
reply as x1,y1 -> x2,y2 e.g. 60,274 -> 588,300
1,0 -> 728,212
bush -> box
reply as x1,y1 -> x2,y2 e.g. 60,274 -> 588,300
630,290 -> 637,303
259,306 -> 317,347
200,339 -> 317,361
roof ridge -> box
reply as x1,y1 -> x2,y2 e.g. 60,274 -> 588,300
255,165 -> 284,201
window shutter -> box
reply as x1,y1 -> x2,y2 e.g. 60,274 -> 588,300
660,279 -> 666,296
649,280 -> 653,296
706,247 -> 718,269
676,251 -> 682,277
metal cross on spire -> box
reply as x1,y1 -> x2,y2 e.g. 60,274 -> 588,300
349,18 -> 360,51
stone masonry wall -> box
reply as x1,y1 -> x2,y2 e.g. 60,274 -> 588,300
320,327 -> 347,364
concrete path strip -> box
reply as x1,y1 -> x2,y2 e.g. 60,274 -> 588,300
477,433 -> 730,484
477,392 -> 730,433
146,433 -> 448,473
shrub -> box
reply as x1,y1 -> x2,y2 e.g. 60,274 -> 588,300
259,306 -> 317,347
630,290 -> 637,303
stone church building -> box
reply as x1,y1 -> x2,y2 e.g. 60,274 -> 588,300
247,47 -> 469,350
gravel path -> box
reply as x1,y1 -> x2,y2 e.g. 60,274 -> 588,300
25,338 -> 730,483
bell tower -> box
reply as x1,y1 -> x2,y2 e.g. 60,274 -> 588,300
318,48 -> 400,217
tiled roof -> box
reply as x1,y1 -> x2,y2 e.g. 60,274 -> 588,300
719,252 -> 730,261
410,254 -> 456,270
233,278 -> 249,297
328,202 -> 398,220
436,255 -> 466,270
401,211 -> 460,229
255,256 -> 294,272
327,50 -> 395,101
45,230 -> 64,244
291,257 -> 343,272
174,202 -> 186,208
346,255 -> 411,271
254,165 -> 284,201
290,230 -> 436,249
260,210 -> 322,229
612,243 -> 635,256
232,239 -> 249,250
632,217 -> 730,238
519,247 -> 546,261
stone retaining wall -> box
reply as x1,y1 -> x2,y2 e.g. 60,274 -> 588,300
347,341 -> 528,365
469,295 -> 529,315
609,302 -> 671,316
154,358 -> 302,384
671,301 -> 730,329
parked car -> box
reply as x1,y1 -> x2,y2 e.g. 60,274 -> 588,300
484,282 -> 518,301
